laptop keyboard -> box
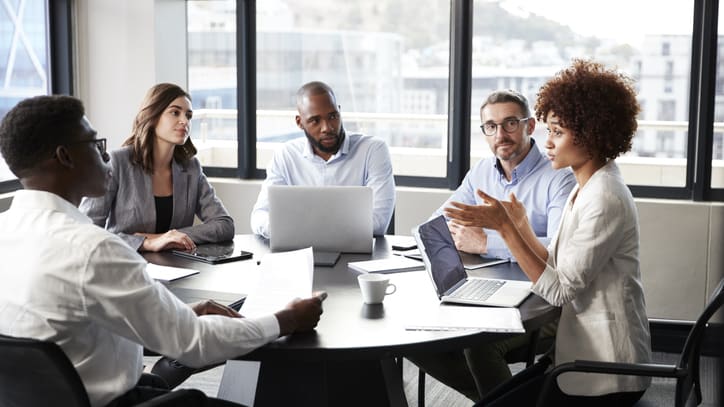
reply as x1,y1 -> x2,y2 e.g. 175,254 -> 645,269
453,279 -> 505,301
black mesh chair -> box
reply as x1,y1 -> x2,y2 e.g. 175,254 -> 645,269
535,278 -> 724,407
0,334 -> 207,407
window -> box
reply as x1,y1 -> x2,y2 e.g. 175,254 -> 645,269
470,0 -> 692,187
187,0 -> 451,178
186,1 -> 238,169
181,0 -> 723,201
0,0 -> 51,183
662,41 -> 671,56
712,11 -> 724,189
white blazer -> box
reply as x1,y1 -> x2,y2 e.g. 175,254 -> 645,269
532,160 -> 652,396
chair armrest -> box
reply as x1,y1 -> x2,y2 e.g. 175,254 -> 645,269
134,388 -> 207,407
552,360 -> 682,379
535,361 -> 684,407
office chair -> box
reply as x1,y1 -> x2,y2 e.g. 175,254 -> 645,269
534,277 -> 724,407
414,327 -> 552,407
0,334 -> 207,407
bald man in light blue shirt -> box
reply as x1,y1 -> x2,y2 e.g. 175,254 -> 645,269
251,81 -> 395,238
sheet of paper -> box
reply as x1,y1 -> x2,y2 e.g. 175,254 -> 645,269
240,247 -> 314,318
405,305 -> 524,333
146,263 -> 199,283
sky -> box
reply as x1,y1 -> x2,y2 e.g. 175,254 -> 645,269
497,0 -> 697,47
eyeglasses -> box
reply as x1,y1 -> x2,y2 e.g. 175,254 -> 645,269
480,118 -> 530,136
65,138 -> 107,156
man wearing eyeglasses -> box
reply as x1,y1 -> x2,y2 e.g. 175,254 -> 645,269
412,90 -> 575,402
0,95 -> 326,407
433,89 -> 575,260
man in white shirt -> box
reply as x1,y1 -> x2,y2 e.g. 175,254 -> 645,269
250,81 -> 396,237
0,95 -> 326,407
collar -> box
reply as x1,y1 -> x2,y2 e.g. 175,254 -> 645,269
493,138 -> 542,183
303,130 -> 350,161
10,189 -> 92,224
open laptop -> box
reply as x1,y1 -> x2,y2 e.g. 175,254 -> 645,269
412,215 -> 532,307
268,185 -> 374,254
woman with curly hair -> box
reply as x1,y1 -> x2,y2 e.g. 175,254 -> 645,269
80,83 -> 234,253
446,59 -> 651,406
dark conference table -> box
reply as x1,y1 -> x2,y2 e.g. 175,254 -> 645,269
144,235 -> 559,407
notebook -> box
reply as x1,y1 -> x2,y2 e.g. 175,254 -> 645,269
348,255 -> 425,274
172,241 -> 253,264
412,215 -> 532,307
268,185 -> 374,253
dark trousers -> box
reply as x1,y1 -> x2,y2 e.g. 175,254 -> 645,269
106,373 -> 244,407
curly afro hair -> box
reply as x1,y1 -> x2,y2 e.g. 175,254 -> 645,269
535,59 -> 640,162
0,95 -> 85,176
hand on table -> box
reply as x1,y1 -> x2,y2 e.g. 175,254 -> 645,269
139,230 -> 196,252
191,299 -> 242,318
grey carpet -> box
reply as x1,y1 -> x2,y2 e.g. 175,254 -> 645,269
144,352 -> 721,406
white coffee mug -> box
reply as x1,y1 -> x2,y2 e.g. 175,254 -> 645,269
357,273 -> 397,304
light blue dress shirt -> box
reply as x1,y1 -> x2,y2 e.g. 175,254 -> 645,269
433,139 -> 575,260
251,132 -> 396,237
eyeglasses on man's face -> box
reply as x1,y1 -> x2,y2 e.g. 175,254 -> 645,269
65,138 -> 107,156
480,117 -> 530,136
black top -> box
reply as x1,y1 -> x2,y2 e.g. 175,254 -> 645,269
154,195 -> 173,233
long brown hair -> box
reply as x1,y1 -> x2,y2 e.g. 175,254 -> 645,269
123,83 -> 197,173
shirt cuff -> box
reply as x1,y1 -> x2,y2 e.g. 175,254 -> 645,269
250,314 -> 280,339
531,263 -> 557,302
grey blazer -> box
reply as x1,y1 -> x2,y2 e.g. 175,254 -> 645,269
80,146 -> 234,251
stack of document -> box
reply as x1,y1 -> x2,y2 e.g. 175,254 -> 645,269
241,247 -> 314,318
348,256 -> 425,274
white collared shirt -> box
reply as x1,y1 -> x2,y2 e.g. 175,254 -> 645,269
0,190 -> 279,407
250,133 -> 396,237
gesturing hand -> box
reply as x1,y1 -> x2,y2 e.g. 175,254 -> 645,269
444,189 -> 510,231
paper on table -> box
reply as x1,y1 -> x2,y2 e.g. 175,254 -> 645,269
405,305 -> 524,333
240,247 -> 314,318
146,263 -> 199,283
348,256 -> 424,274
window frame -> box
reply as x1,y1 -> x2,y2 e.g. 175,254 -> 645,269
198,0 -> 724,201
0,0 -> 73,194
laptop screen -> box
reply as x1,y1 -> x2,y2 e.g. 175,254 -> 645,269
415,216 -> 468,296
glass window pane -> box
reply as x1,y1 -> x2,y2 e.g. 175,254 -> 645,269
255,0 -> 451,177
713,12 -> 724,188
471,0 -> 693,187
186,0 -> 238,169
0,0 -> 50,182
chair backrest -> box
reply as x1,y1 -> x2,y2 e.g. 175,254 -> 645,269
675,278 -> 724,406
0,334 -> 91,407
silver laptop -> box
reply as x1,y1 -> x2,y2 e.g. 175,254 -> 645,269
412,215 -> 532,307
268,185 -> 373,253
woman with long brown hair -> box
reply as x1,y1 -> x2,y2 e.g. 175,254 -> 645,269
81,83 -> 233,252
